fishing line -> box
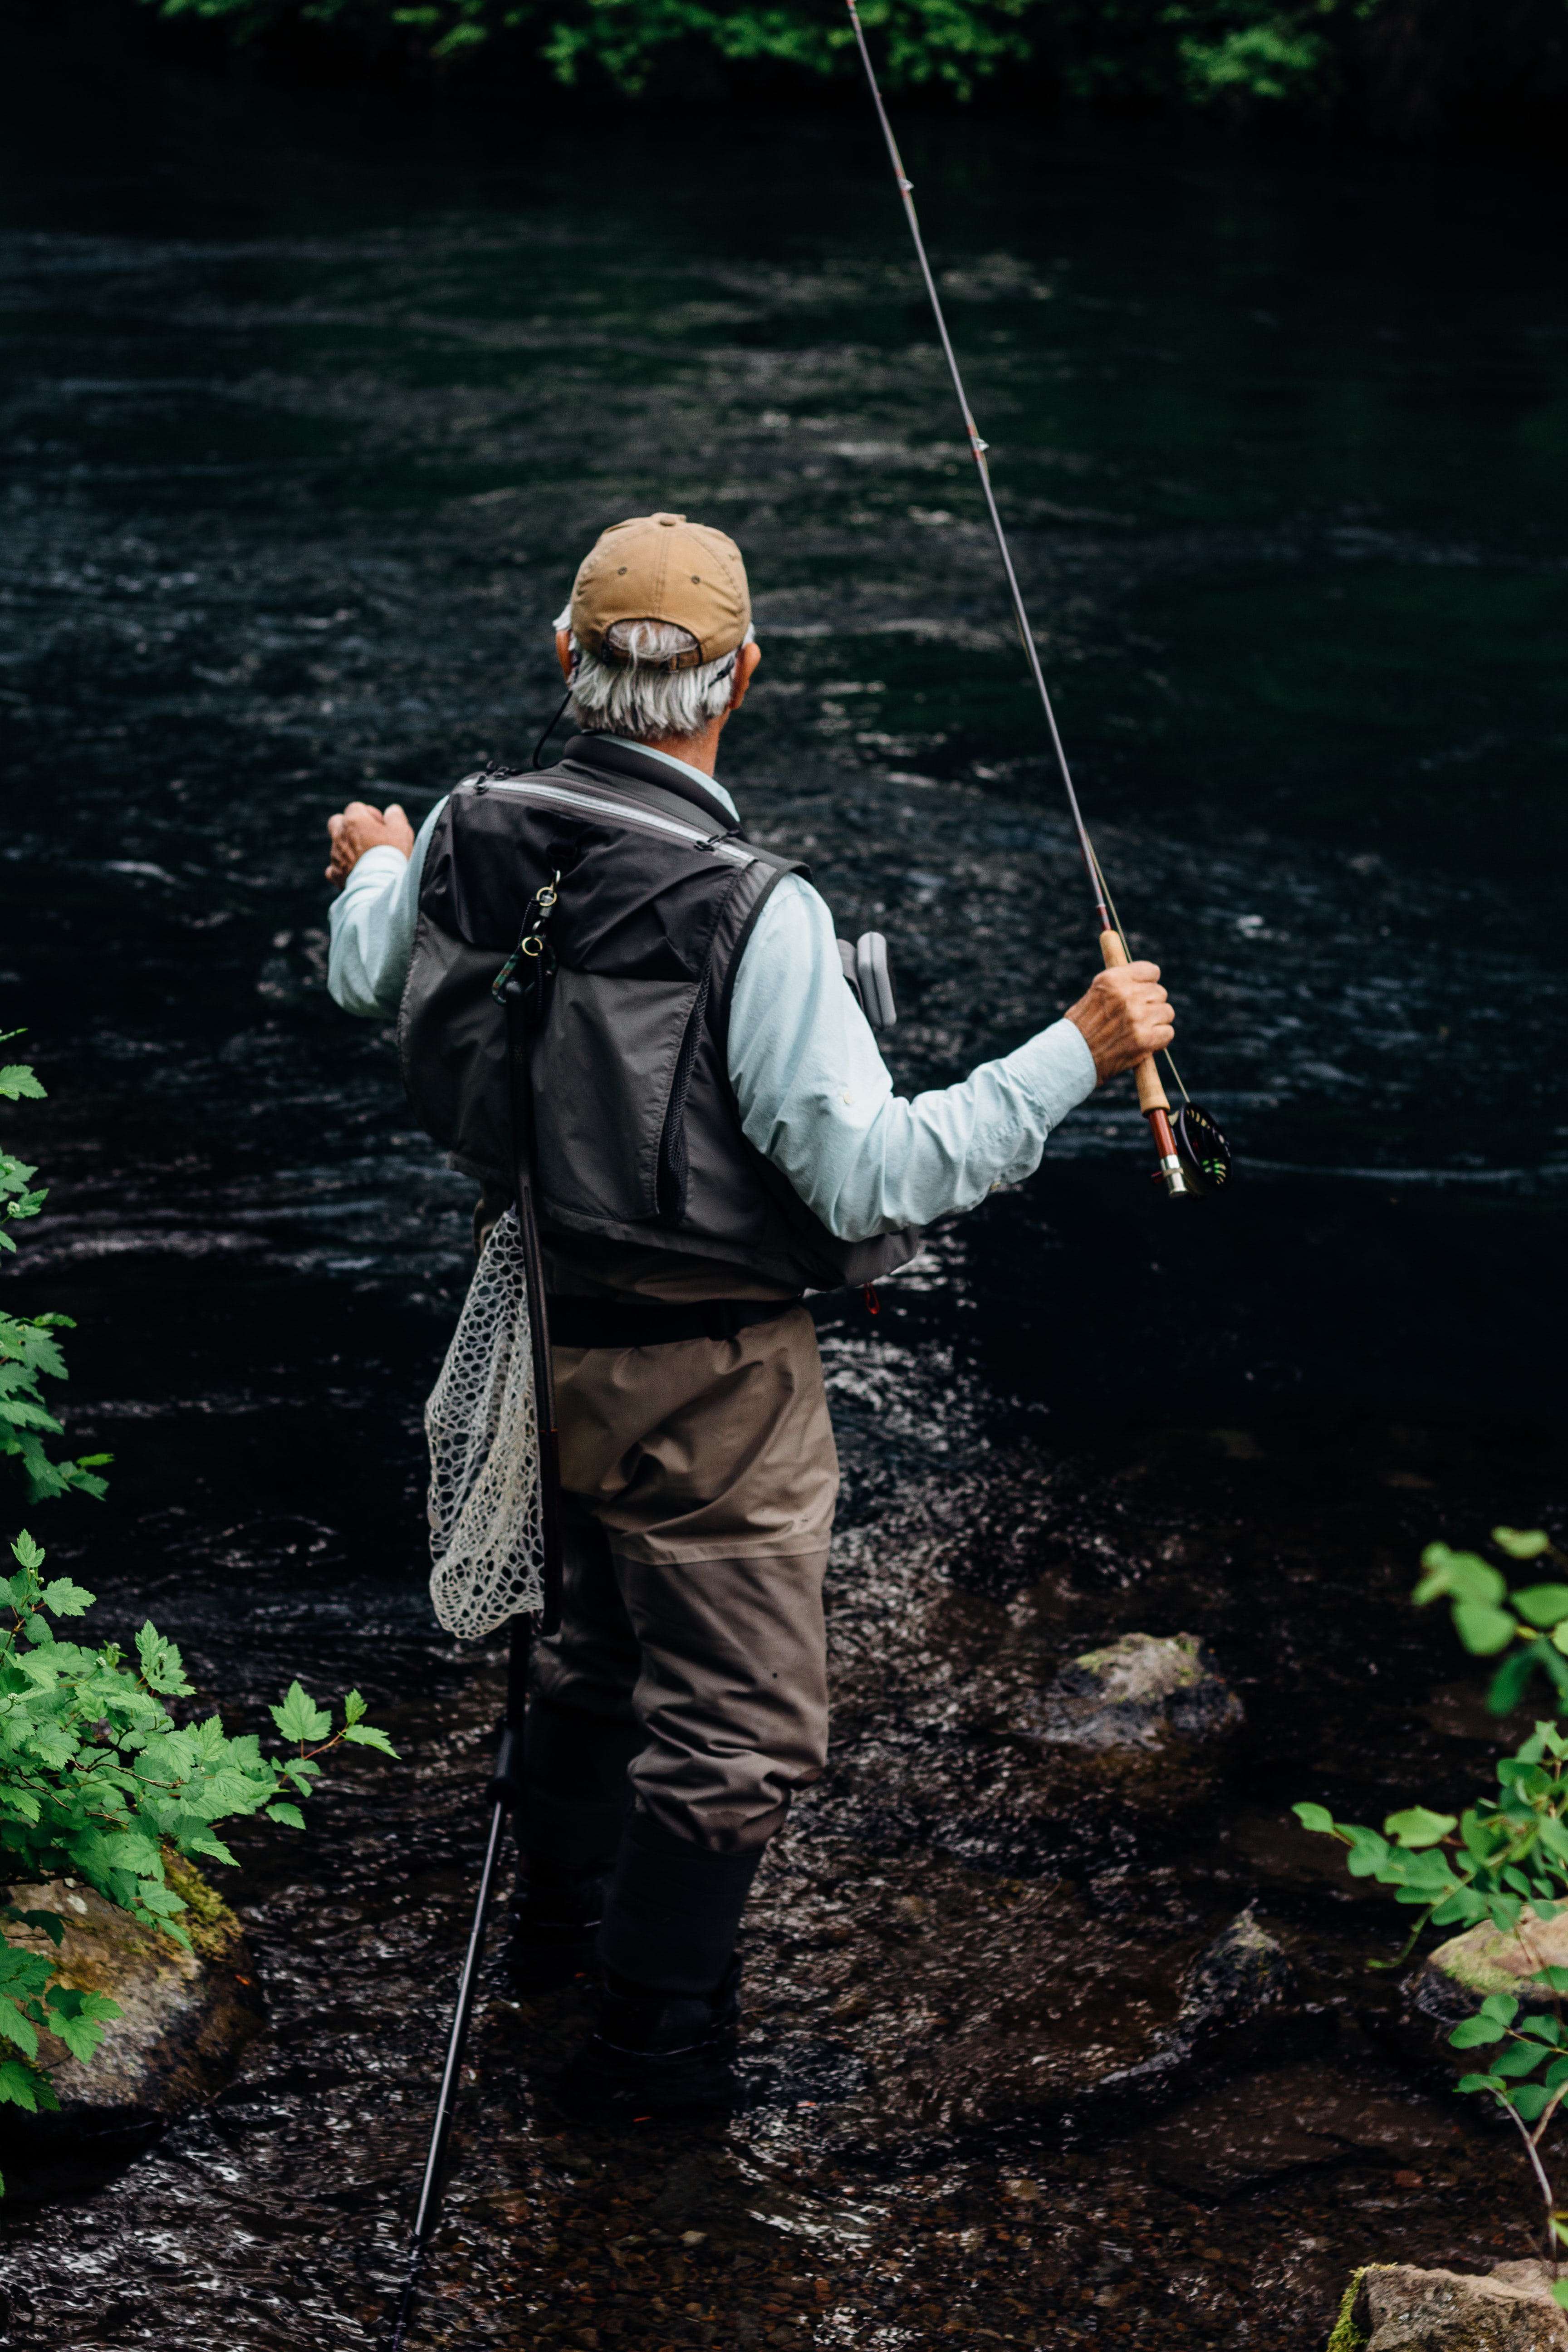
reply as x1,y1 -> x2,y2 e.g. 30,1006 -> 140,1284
844,0 -> 1228,1196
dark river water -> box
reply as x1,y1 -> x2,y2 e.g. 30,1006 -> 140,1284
1,31 -> 1566,2352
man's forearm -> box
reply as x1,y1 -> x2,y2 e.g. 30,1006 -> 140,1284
326,814 -> 436,1019
729,876 -> 1098,1243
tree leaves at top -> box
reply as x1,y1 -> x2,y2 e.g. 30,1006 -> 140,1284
132,0 -> 1437,110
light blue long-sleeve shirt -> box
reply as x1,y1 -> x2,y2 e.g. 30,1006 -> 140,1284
328,740 -> 1098,1242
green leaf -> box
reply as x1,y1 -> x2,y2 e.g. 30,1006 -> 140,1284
0,2056 -> 55,2113
0,1067 -> 46,1102
1489,1645 -> 1547,1714
1509,2082 -> 1552,2120
1293,1802 -> 1336,1836
1456,2070 -> 1504,2093
265,1803 -> 306,1830
134,1623 -> 191,1696
44,1987 -> 121,2064
1553,2281 -> 1568,2309
1450,2014 -> 1510,2047
39,1578 -> 95,1618
1453,1601 -> 1518,1656
343,1689 -> 367,1726
269,1682 -> 332,1744
0,2003 -> 39,2062
1384,1807 -> 1457,1849
10,1532 -> 43,1572
342,1724 -> 398,1757
1491,2042 -> 1545,2078
1512,1586 -> 1568,1629
1416,1545 -> 1506,1607
1480,1993 -> 1522,2025
1495,1529 -> 1553,1561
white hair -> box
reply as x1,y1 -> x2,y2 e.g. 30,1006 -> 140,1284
553,604 -> 753,742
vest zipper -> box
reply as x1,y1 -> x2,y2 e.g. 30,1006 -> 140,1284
655,960 -> 712,1222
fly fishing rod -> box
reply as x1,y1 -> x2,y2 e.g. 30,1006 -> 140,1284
844,0 -> 1230,1200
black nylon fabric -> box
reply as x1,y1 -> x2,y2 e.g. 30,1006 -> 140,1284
397,738 -> 923,1293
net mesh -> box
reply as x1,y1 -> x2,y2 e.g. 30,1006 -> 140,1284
425,1209 -> 544,1639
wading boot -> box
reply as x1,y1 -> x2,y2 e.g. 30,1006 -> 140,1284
546,1957 -> 746,2124
504,1862 -> 604,1997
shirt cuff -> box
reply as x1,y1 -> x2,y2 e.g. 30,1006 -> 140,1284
338,842 -> 410,898
1001,1016 -> 1099,1130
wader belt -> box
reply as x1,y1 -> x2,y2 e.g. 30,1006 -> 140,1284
545,1295 -> 797,1350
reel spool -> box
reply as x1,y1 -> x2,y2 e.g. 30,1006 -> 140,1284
1172,1102 -> 1231,1197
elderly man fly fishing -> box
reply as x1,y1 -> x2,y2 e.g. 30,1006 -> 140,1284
322,34 -> 1234,2347
323,506 -> 1175,2128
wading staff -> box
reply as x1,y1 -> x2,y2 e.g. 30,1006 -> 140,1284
843,0 -> 1232,1199
385,880 -> 565,2352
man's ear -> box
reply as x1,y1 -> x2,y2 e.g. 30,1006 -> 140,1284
728,640 -> 762,713
555,627 -> 574,683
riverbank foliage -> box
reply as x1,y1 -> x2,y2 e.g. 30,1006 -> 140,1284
0,1527 -> 397,2180
0,1046 -> 108,1509
116,0 -> 1568,127
0,1046 -> 397,2185
1298,1526 -> 1568,2289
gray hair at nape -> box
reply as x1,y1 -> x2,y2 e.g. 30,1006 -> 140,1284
553,604 -> 754,742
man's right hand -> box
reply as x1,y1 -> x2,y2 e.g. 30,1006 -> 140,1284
1064,961 -> 1174,1083
325,800 -> 415,891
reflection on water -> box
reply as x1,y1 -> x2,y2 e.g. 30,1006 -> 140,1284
0,36 -> 1565,2351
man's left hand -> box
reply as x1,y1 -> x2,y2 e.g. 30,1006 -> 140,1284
325,800 -> 415,891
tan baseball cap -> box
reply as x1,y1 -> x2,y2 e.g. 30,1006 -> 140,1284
569,512 -> 751,671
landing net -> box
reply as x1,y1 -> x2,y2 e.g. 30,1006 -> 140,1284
425,1209 -> 544,1638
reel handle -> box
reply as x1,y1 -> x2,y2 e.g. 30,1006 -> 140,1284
1098,929 -> 1188,1197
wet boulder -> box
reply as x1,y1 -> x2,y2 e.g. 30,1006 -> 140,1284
1331,2261 -> 1568,2351
1019,1631 -> 1241,1753
0,1858 -> 263,2200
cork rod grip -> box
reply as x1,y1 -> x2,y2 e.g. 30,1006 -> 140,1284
1098,929 -> 1170,1117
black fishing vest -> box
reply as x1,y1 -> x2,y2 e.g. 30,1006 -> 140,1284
397,735 -> 923,1293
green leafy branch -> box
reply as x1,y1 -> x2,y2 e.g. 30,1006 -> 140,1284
0,1040 -> 111,1504
1447,1980 -> 1568,2295
1415,1527 -> 1568,1715
1296,1523 -> 1568,2288
0,1529 -> 398,2179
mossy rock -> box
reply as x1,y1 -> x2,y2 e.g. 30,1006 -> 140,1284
1333,2261 -> 1568,2350
1023,1632 -> 1243,1754
0,1858 -> 264,2200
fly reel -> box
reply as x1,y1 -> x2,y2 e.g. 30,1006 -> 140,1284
1171,1102 -> 1232,1196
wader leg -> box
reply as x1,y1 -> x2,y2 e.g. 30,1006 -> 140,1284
510,1497 -> 640,1992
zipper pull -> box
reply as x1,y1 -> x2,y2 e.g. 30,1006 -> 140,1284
863,1283 -> 880,1317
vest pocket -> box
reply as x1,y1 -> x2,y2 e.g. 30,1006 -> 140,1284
534,967 -> 700,1224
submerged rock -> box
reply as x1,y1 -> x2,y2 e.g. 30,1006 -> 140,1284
0,1857 -> 263,2200
1024,1632 -> 1242,1753
1088,1909 -> 1329,2119
1331,2261 -> 1568,2351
